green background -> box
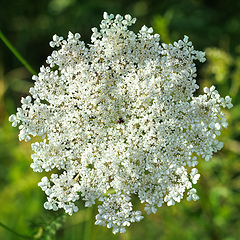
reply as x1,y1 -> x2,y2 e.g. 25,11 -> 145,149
0,0 -> 239,239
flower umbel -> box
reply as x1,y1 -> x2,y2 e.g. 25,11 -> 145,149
9,12 -> 232,234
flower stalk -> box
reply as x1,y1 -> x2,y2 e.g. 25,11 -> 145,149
0,30 -> 37,75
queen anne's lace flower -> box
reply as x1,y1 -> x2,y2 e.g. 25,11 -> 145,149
9,12 -> 232,234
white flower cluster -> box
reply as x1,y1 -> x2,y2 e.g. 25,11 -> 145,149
9,12 -> 232,234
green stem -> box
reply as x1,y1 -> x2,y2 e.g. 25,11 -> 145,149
0,30 -> 37,75
83,206 -> 94,240
0,222 -> 33,239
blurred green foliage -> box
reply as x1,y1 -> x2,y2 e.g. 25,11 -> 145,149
0,0 -> 240,239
